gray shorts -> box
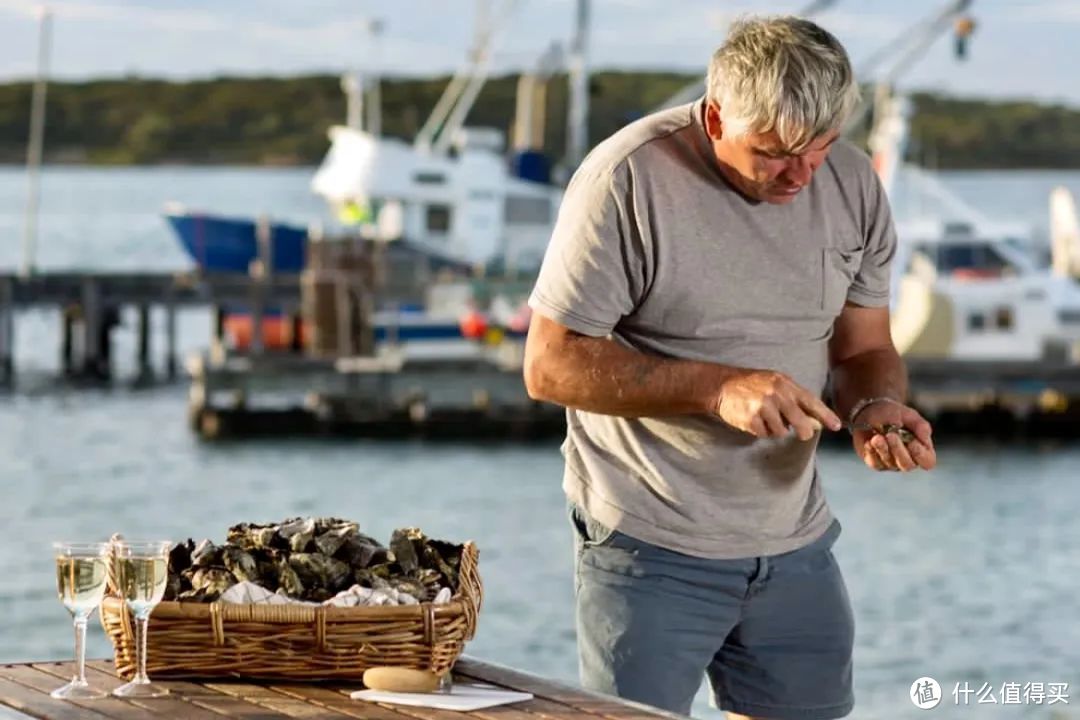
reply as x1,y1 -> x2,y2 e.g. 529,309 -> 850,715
570,502 -> 854,719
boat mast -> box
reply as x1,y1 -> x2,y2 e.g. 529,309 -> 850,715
563,0 -> 590,172
22,6 -> 52,278
365,19 -> 384,137
341,72 -> 363,130
416,1 -> 518,156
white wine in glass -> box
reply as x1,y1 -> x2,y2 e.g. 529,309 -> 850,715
52,542 -> 110,700
111,540 -> 172,698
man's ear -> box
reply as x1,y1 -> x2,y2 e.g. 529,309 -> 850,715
704,102 -> 723,141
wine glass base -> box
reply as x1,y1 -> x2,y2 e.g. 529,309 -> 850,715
50,681 -> 107,700
112,680 -> 170,698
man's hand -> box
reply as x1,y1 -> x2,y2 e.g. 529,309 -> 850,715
851,400 -> 937,471
714,369 -> 843,440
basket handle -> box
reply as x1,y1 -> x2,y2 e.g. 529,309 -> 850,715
459,544 -> 483,641
208,602 -> 328,652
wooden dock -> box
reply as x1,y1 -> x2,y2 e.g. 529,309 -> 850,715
4,268 -> 1080,440
0,271 -> 301,387
0,658 -> 686,720
186,343 -> 564,441
185,343 -> 1080,440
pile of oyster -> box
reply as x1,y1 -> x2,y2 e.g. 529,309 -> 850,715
165,517 -> 463,604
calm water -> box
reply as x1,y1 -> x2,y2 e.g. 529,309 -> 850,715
1,166 -> 1079,719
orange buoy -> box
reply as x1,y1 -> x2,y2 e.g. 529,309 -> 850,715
459,310 -> 489,340
224,314 -> 306,351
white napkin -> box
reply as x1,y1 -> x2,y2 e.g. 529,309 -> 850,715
350,684 -> 533,711
218,581 -> 452,607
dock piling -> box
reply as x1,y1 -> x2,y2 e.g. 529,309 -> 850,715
136,304 -> 151,384
0,269 -> 302,388
0,278 -> 13,387
79,276 -> 108,379
60,305 -> 74,376
165,291 -> 178,380
250,215 -> 272,356
211,304 -> 225,356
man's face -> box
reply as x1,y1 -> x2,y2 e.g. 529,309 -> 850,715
705,102 -> 838,204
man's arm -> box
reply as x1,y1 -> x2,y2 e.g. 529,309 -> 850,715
829,301 -> 936,470
524,313 -> 841,439
828,302 -> 908,420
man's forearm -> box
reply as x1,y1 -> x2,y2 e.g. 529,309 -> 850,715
525,333 -> 734,417
830,347 -> 909,422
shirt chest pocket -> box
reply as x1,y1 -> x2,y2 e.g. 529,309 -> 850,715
822,247 -> 862,314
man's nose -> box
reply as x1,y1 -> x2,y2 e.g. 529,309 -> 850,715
784,156 -> 813,186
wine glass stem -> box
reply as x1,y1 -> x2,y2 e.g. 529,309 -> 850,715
73,616 -> 88,686
134,614 -> 150,683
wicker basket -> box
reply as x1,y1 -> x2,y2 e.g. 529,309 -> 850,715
100,542 -> 481,681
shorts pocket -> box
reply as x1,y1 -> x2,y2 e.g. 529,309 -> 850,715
568,501 -> 617,548
822,248 -> 861,314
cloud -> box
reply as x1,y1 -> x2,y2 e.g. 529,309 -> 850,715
0,0 -> 223,31
1001,1 -> 1080,23
0,0 -> 40,17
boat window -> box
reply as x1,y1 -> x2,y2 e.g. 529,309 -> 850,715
968,312 -> 986,332
504,196 -> 552,225
426,205 -> 452,233
1059,309 -> 1080,325
414,172 -> 446,185
936,243 -> 1013,275
995,306 -> 1014,331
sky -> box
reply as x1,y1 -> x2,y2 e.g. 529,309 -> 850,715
0,0 -> 1076,106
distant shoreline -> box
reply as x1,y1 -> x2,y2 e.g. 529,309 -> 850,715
2,72 -> 1079,170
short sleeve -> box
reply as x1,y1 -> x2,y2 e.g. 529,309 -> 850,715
528,165 -> 646,336
847,172 -> 898,308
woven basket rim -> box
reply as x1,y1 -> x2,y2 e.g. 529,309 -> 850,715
103,540 -> 478,621
100,593 -> 471,621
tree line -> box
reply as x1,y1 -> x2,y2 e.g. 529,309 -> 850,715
0,72 -> 1076,169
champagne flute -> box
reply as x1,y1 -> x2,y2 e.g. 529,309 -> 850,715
52,541 -> 110,700
111,540 -> 171,698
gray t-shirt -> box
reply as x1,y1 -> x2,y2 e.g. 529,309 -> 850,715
528,99 -> 897,559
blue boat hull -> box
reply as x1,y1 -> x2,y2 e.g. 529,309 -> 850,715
165,212 -> 308,273
165,211 -> 477,275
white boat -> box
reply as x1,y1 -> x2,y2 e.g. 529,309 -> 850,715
310,1 -> 591,276
311,125 -> 561,274
870,92 -> 1080,363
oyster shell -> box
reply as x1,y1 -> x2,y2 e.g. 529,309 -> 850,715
226,522 -> 277,550
289,553 -> 352,596
276,558 -> 305,598
190,539 -> 222,568
278,517 -> 316,553
163,516 -> 465,604
222,545 -> 259,583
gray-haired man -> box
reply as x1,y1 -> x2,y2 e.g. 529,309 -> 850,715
523,15 -> 937,720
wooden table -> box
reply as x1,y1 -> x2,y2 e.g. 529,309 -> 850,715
0,658 -> 687,719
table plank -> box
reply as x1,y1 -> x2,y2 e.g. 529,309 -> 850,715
455,658 -> 689,720
203,682 -> 356,719
0,704 -> 36,720
265,684 -> 416,720
84,667 -> 278,718
29,663 -> 233,720
85,662 -> 227,699
0,659 -> 685,720
1,664 -> 142,720
0,674 -> 113,720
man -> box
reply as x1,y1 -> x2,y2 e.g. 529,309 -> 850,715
522,15 -> 937,720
